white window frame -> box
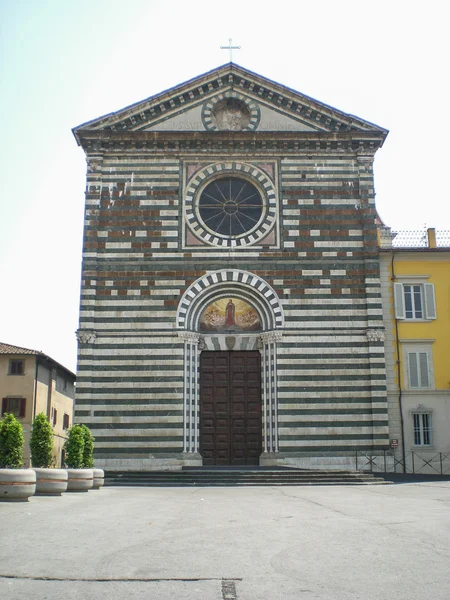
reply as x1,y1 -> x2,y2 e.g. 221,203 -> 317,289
401,341 -> 435,390
412,411 -> 432,447
394,278 -> 436,321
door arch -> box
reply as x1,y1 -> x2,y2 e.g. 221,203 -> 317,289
177,270 -> 284,462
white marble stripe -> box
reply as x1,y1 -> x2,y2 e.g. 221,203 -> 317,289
278,439 -> 387,448
95,441 -> 182,448
78,370 -> 184,378
279,414 -> 388,422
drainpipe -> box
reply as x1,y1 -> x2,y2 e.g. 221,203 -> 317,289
391,251 -> 406,472
46,359 -> 53,420
32,357 -> 39,421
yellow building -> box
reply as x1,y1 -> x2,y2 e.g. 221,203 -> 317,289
379,228 -> 450,473
0,342 -> 75,467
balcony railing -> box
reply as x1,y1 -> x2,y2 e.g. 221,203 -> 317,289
379,227 -> 450,249
356,450 -> 450,475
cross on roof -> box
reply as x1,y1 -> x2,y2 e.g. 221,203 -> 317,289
220,38 -> 241,62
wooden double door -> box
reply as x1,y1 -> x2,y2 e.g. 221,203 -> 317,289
200,351 -> 262,465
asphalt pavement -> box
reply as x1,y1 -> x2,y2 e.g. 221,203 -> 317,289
1,481 -> 450,599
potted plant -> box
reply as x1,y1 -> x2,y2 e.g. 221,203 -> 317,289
30,413 -> 68,496
0,413 -> 36,502
64,424 -> 93,492
81,425 -> 104,489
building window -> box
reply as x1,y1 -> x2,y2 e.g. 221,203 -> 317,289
394,282 -> 436,320
8,360 -> 24,375
51,407 -> 58,426
413,413 -> 432,446
2,398 -> 26,418
63,413 -> 70,430
404,285 -> 423,319
407,351 -> 432,388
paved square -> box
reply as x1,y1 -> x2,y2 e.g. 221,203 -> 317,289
1,481 -> 450,599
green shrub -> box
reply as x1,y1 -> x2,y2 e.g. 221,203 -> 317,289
64,424 -> 85,468
64,424 -> 95,468
81,425 -> 95,468
0,413 -> 25,468
30,413 -> 54,468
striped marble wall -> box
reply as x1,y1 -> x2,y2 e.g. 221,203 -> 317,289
75,151 -> 389,470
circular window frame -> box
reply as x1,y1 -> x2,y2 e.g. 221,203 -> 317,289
185,163 -> 277,248
202,92 -> 260,132
197,175 -> 266,239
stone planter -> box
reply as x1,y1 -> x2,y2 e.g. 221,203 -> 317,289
92,468 -> 105,489
66,469 -> 94,492
33,468 -> 68,496
0,469 -> 36,502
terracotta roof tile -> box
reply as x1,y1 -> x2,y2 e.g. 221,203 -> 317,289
0,342 -> 41,355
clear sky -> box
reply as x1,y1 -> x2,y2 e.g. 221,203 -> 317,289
1,0 -> 449,373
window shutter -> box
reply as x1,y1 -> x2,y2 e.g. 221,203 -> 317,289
2,398 -> 7,416
19,398 -> 26,418
424,283 -> 436,319
408,353 -> 419,387
418,352 -> 430,387
394,283 -> 405,319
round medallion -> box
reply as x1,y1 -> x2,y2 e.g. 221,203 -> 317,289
198,177 -> 263,237
202,92 -> 260,132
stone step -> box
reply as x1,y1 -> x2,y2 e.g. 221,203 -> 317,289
106,480 -> 390,487
104,468 -> 391,486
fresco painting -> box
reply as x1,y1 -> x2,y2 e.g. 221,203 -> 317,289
199,298 -> 261,332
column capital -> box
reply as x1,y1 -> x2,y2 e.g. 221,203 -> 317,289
366,329 -> 385,342
260,330 -> 283,345
76,329 -> 97,344
178,331 -> 201,345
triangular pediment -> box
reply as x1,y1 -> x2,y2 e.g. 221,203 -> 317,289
73,63 -> 387,137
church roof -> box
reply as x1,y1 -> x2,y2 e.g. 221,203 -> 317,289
73,62 -> 388,142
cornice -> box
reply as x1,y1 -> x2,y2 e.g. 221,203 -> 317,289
76,129 -> 386,155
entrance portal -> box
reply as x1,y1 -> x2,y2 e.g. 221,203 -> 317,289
200,351 -> 262,465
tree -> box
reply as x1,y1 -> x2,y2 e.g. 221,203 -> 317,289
81,425 -> 94,468
30,413 -> 54,468
64,425 -> 85,468
0,413 -> 25,468
64,424 -> 95,468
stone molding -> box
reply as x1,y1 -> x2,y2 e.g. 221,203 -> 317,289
366,329 -> 385,342
76,330 -> 97,344
260,331 -> 283,344
77,131 -> 385,156
177,331 -> 201,345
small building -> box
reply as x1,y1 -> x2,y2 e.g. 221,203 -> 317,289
379,228 -> 450,473
0,342 -> 76,467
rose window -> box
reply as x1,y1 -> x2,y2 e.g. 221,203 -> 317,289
198,177 -> 263,238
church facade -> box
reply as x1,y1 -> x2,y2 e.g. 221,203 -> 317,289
73,64 -> 390,471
